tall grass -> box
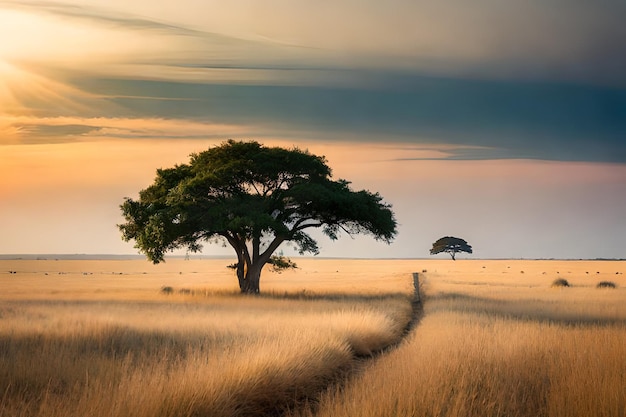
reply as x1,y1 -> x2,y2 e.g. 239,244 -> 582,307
290,261 -> 626,417
0,294 -> 413,417
294,310 -> 626,417
3,258 -> 624,416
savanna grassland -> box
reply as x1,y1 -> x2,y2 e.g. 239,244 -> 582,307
1,258 -> 625,417
0,258 -> 415,417
290,260 -> 626,417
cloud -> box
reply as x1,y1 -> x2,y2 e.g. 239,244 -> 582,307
2,0 -> 625,164
0,0 -> 313,71
62,73 -> 626,163
1,115 -> 264,144
6,0 -> 626,86
0,0 -> 205,36
4,65 -> 626,163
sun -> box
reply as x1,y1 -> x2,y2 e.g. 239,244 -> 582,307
0,7 -> 56,60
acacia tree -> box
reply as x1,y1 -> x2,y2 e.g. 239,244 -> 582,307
430,236 -> 473,260
119,140 -> 397,293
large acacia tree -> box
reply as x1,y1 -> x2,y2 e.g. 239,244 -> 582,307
119,140 -> 397,293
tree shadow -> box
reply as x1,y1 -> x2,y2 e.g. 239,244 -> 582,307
257,290 -> 412,303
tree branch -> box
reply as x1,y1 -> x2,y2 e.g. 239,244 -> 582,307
295,221 -> 323,231
259,236 -> 287,264
252,235 -> 261,263
251,182 -> 262,196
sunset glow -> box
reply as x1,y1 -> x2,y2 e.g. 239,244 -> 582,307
1,0 -> 625,258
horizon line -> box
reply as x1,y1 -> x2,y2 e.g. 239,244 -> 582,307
1,254 -> 624,262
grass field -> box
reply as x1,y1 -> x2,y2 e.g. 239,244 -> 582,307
289,260 -> 626,417
0,258 -> 414,417
1,258 -> 625,416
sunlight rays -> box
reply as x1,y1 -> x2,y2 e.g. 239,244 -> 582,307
0,61 -> 104,118
0,61 -> 27,116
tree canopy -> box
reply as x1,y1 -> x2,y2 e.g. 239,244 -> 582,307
119,140 -> 397,293
429,236 -> 473,260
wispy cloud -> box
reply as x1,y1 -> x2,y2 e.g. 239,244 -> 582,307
4,0 -> 626,85
2,0 -> 626,164
0,0 -> 315,71
1,115 -> 263,144
0,0 -> 229,38
64,74 -> 626,162
4,63 -> 626,163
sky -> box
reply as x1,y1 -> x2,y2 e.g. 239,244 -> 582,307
1,0 -> 626,259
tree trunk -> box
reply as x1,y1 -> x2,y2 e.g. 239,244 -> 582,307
240,262 -> 263,294
236,260 -> 245,290
451,252 -> 456,261
227,234 -> 285,294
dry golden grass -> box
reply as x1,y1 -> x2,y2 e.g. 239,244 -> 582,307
0,258 -> 415,300
2,258 -> 626,417
289,259 -> 626,417
0,258 -> 414,417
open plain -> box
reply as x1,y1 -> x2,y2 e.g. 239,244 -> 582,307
1,258 -> 625,417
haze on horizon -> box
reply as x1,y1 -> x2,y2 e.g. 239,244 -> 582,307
1,0 -> 625,260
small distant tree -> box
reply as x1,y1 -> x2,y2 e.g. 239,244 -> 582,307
430,236 -> 472,260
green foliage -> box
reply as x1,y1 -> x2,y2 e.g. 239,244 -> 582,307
596,281 -> 616,289
267,255 -> 298,273
119,140 -> 397,293
227,255 -> 296,273
429,236 -> 473,260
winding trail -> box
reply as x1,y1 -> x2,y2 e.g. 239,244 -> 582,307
279,272 -> 424,417
403,272 -> 425,335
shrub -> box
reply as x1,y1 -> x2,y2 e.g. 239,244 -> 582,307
227,255 -> 297,273
596,281 -> 617,289
551,278 -> 570,288
160,286 -> 174,294
268,255 -> 298,273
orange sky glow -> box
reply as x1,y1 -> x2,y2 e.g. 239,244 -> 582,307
2,138 -> 625,258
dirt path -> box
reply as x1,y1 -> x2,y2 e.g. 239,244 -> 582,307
279,273 -> 424,417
